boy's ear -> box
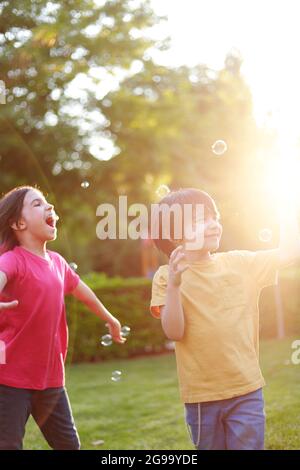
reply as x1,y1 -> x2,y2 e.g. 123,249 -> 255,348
10,219 -> 26,231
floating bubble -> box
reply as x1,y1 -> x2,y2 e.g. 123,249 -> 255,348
111,370 -> 122,382
101,334 -> 112,347
121,326 -> 131,338
69,262 -> 78,272
152,75 -> 161,83
259,229 -> 272,243
81,181 -> 90,189
212,140 -> 227,156
165,341 -> 175,351
155,184 -> 170,199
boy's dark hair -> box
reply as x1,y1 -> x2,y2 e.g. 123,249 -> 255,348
0,185 -> 42,255
151,188 -> 219,257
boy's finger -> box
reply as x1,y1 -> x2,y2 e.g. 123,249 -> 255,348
170,245 -> 183,260
173,252 -> 186,268
114,336 -> 126,344
174,251 -> 186,261
171,249 -> 185,263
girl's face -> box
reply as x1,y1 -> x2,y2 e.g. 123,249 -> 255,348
183,206 -> 223,252
15,189 -> 58,242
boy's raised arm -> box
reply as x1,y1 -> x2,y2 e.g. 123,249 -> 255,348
161,246 -> 188,342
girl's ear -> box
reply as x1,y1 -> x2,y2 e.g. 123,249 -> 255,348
10,219 -> 26,231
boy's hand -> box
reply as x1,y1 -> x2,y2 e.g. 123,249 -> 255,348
168,245 -> 188,287
105,318 -> 126,344
0,300 -> 18,310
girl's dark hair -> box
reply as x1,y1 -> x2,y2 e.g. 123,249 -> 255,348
151,188 -> 219,257
0,185 -> 42,255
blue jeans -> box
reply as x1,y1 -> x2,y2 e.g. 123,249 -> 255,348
185,388 -> 265,450
0,384 -> 80,450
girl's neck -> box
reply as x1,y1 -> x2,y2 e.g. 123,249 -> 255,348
19,240 -> 48,260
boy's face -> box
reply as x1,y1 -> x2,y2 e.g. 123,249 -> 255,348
181,205 -> 222,252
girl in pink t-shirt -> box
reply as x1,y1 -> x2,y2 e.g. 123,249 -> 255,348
0,185 -> 125,450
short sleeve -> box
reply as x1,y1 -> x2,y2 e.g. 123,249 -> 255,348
61,257 -> 80,295
150,265 -> 169,319
237,249 -> 280,289
0,251 -> 19,283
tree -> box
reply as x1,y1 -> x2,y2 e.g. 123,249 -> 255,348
0,2 -> 268,275
0,0 -> 165,188
0,0 -> 168,272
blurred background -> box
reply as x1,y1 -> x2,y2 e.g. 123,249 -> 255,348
1,0 -> 300,355
2,0 -> 300,450
2,0 -> 298,275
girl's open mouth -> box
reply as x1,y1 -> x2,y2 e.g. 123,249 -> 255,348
45,214 -> 59,228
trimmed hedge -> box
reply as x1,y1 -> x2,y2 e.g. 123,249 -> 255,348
66,268 -> 300,363
66,273 -> 166,364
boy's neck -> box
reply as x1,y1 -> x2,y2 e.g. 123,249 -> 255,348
184,249 -> 212,263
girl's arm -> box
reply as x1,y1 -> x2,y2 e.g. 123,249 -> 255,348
71,279 -> 125,344
0,271 -> 18,310
160,246 -> 188,341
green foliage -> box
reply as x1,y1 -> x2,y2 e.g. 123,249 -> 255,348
0,0 -> 166,274
66,272 -> 167,363
0,1 -> 279,276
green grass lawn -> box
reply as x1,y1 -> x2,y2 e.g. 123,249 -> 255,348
23,337 -> 300,450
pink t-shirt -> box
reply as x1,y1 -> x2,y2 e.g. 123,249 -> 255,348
0,246 -> 80,390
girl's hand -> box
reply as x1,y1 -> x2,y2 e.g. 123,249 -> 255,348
0,300 -> 18,310
105,318 -> 126,344
169,245 -> 188,287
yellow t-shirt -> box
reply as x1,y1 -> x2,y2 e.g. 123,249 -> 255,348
150,249 -> 280,403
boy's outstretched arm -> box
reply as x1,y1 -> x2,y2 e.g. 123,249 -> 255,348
71,279 -> 125,344
278,197 -> 300,267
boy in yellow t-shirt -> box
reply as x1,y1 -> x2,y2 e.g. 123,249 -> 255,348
150,188 -> 300,450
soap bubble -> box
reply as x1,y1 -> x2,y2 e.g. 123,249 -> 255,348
101,334 -> 112,347
69,262 -> 78,272
121,326 -> 131,338
212,140 -> 227,156
111,370 -> 122,382
259,229 -> 272,243
155,184 -> 170,199
165,341 -> 175,351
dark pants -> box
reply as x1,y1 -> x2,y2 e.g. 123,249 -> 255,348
0,384 -> 80,450
185,388 -> 265,450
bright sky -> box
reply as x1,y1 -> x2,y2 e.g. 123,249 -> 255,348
150,0 -> 300,143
